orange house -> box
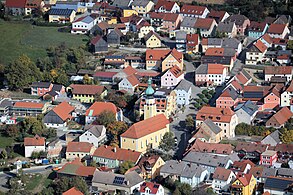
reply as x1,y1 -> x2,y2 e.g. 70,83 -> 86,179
262,86 -> 281,110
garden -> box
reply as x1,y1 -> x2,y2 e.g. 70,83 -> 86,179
192,89 -> 215,110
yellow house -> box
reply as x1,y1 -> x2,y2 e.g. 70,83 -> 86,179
107,17 -> 117,24
123,9 -> 138,17
120,114 -> 170,153
144,31 -> 162,48
138,21 -> 155,39
48,9 -> 76,23
231,174 -> 256,195
68,84 -> 107,103
66,142 -> 95,160
137,155 -> 165,179
193,119 -> 223,143
131,0 -> 154,16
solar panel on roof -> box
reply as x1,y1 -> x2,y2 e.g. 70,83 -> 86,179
113,176 -> 125,185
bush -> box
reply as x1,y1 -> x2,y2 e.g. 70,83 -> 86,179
203,98 -> 209,104
198,94 -> 205,99
202,89 -> 208,95
206,94 -> 212,99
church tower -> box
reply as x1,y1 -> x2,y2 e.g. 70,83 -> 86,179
143,78 -> 156,120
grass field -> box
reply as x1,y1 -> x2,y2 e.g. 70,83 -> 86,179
0,20 -> 89,65
0,133 -> 14,148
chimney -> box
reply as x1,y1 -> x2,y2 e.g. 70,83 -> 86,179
113,147 -> 117,152
105,145 -> 107,148
125,180 -> 130,185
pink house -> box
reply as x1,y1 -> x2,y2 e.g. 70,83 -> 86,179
260,150 -> 277,166
161,65 -> 184,87
161,13 -> 182,32
31,82 -> 53,96
263,86 -> 281,110
195,64 -> 228,86
225,14 -> 250,36
216,87 -> 240,108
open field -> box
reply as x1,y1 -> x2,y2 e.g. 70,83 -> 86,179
0,20 -> 89,65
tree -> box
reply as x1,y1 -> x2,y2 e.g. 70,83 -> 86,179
178,183 -> 192,195
173,188 -> 181,195
185,116 -> 195,129
21,117 -> 44,135
96,111 -> 116,127
83,74 -> 92,85
118,161 -> 134,174
280,129 -> 293,144
0,150 -> 7,159
55,71 -> 69,86
5,125 -> 19,137
52,176 -> 89,195
159,132 -> 175,152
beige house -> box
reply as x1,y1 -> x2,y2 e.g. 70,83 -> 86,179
138,21 -> 155,39
193,119 -> 223,143
144,31 -> 162,48
66,142 -> 95,160
131,0 -> 154,16
48,8 -> 76,23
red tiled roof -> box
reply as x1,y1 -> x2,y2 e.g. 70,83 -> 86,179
139,182 -> 161,194
234,174 -> 253,187
186,34 -> 199,46
154,0 -> 176,11
85,102 -> 118,116
201,38 -> 208,45
121,114 -> 169,139
14,102 -> 44,109
194,18 -> 215,29
267,107 -> 293,126
180,4 -> 207,15
126,74 -> 140,86
123,66 -> 137,76
75,166 -> 96,177
213,167 -> 233,181
272,38 -> 288,45
63,187 -> 84,195
93,145 -> 141,163
53,101 -> 75,121
24,135 -> 45,146
265,66 -> 292,75
249,21 -> 267,32
70,84 -> 105,95
207,64 -> 226,74
208,10 -> 227,21
235,142 -> 268,153
6,0 -> 26,8
236,72 -> 249,85
261,33 -> 273,44
274,143 -> 293,154
268,23 -> 287,34
205,48 -> 225,56
94,71 -> 117,78
254,40 -> 267,53
146,48 -> 183,63
196,106 -> 235,123
66,142 -> 93,153
91,35 -> 103,45
230,80 -> 243,92
187,139 -> 233,154
285,80 -> 293,92
231,160 -> 255,173
168,65 -> 183,78
163,13 -> 180,22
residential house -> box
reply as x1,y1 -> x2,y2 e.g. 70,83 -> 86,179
120,114 -> 170,153
138,20 -> 154,39
186,33 -> 200,53
267,23 -> 290,39
212,167 -> 236,193
0,98 -> 12,117
52,1 -> 87,13
234,69 -> 252,86
230,160 -> 255,175
234,101 -> 259,125
208,10 -> 230,23
180,5 -> 209,18
183,151 -> 239,175
263,177 -> 293,195
48,9 -> 76,23
47,138 -> 66,158
231,174 -> 257,195
90,35 -> 108,53
195,63 -> 228,86
65,142 -> 95,160
42,84 -> 65,101
160,13 -> 182,33
154,0 -> 180,13
63,187 -> 83,195
79,125 -> 106,147
249,166 -> 277,184
201,55 -> 234,71
193,119 -> 223,143
273,143 -> 293,160
24,135 -> 46,158
225,14 -> 250,35
139,182 -> 164,195
261,130 -> 281,146
118,75 -> 140,94
69,84 -> 107,103
248,21 -> 269,39
111,0 -> 132,9
216,87 -> 240,109
194,18 -> 217,37
173,79 -> 193,106
160,160 -> 208,187
196,106 -> 238,138
92,145 -> 141,168
5,0 -> 26,15
85,102 -> 122,124
145,48 -> 183,71
264,66 -> 293,83
31,82 -> 53,96
11,101 -> 47,117
94,71 -> 116,84
144,31 -> 162,48
235,142 -> 268,161
92,171 -> 144,194
122,9 -> 138,17
161,65 -> 184,88
246,39 -> 268,65
131,0 -> 154,16
180,16 -> 197,34
43,101 -> 75,128
201,37 -> 243,54
107,28 -> 123,46
58,158 -> 96,181
71,15 -> 97,34
281,80 -> 293,107
217,21 -> 237,38
266,107 -> 293,128
273,15 -> 292,25
260,150 -> 277,166
104,55 -> 125,69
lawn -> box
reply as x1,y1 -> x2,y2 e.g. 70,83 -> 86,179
0,133 -> 14,148
0,20 -> 89,65
25,174 -> 43,191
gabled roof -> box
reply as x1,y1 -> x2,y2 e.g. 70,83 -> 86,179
213,167 -> 234,181
207,64 -> 226,74
267,107 -> 293,126
48,8 -> 74,16
31,81 -> 51,88
187,139 -> 233,155
235,142 -> 268,153
208,10 -> 228,22
274,143 -> 293,154
125,74 -> 140,86
66,142 -> 93,153
217,21 -> 235,33
166,65 -> 183,78
6,0 -> 26,8
58,158 -> 96,177
73,15 -> 94,24
139,182 -> 161,194
261,130 -> 281,146
196,106 -> 235,123
144,31 -> 161,41
180,5 -> 208,15
174,79 -> 193,92
121,114 -> 169,139
234,101 -> 258,116
248,21 -> 267,32
24,135 -> 45,146
131,0 -> 152,7
194,18 -> 215,29
233,174 -> 253,187
70,84 -> 106,95
265,66 -> 292,75
93,145 -> 141,163
225,14 -> 249,26
253,40 -> 267,53
84,125 -> 105,139
180,16 -> 197,28
62,187 -> 83,195
264,177 -> 293,191
268,23 -> 287,34
85,102 -> 118,117
219,87 -> 239,101
231,160 -> 255,173
14,101 -> 44,109
235,69 -> 251,85
52,101 -> 75,121
91,35 -> 105,45
154,0 -> 177,11
146,48 -> 182,63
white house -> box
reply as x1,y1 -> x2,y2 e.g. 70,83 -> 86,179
246,39 -> 267,65
24,135 -> 46,158
71,15 -> 97,34
267,24 -> 290,39
280,80 -> 293,107
234,101 -> 259,125
194,18 -> 217,37
79,125 -> 106,147
264,66 -> 293,83
212,167 -> 236,193
139,182 -> 164,195
161,65 -> 184,88
180,5 -> 210,18
118,75 -> 139,94
154,0 -> 180,13
195,64 -> 228,86
173,79 -> 193,106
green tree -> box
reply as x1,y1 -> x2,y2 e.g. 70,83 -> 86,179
83,74 -> 92,85
6,55 -> 42,90
280,129 -> 293,144
55,71 -> 69,86
0,150 -> 7,159
185,116 -> 195,129
96,110 -> 116,127
118,161 -> 134,174
173,188 -> 181,195
21,117 -> 44,135
178,183 -> 192,195
159,132 -> 175,152
5,125 -> 19,137
107,121 -> 128,145
53,176 -> 89,195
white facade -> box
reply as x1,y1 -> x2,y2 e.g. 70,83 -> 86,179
118,78 -> 137,94
212,171 -> 235,193
280,91 -> 293,107
138,26 -> 155,39
198,21 -> 217,37
25,145 -> 46,158
139,185 -> 165,195
207,71 -> 227,86
268,26 -> 290,39
71,16 -> 97,34
44,122 -> 66,129
174,88 -> 192,106
265,73 -> 292,82
180,170 -> 209,188
246,51 -> 265,65
181,8 -> 209,18
161,70 -> 184,88
156,3 -> 180,13
79,127 -> 106,147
